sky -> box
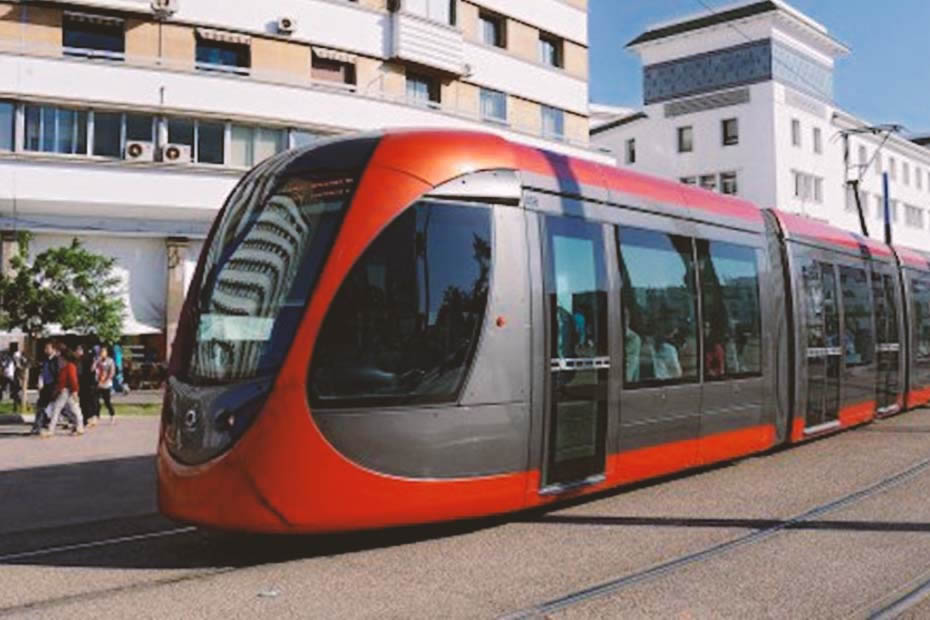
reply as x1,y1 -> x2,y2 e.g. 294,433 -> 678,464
589,0 -> 930,134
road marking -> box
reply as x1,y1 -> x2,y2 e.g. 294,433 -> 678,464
869,575 -> 930,619
0,526 -> 196,562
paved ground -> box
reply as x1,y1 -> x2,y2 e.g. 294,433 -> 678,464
2,412 -> 930,618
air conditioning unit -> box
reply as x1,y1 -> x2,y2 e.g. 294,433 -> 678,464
161,143 -> 191,163
125,141 -> 155,162
277,16 -> 297,35
151,0 -> 179,18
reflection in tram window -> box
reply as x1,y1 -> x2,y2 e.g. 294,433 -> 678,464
618,227 -> 698,386
913,278 -> 930,363
839,266 -> 874,367
309,202 -> 491,405
697,240 -> 762,379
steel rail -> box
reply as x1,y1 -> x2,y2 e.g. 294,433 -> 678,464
500,456 -> 930,619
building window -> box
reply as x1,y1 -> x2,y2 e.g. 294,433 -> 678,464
126,113 -> 155,143
196,30 -> 251,75
92,111 -> 122,158
917,168 -> 923,190
699,174 -> 716,191
231,125 -> 286,168
720,171 -> 738,195
677,126 -> 693,153
875,153 -> 882,175
479,12 -> 505,48
625,138 -> 636,164
166,118 -> 226,165
292,130 -> 325,149
479,88 -> 507,124
813,127 -> 822,154
541,106 -> 564,140
680,177 -> 696,185
858,144 -> 867,168
791,118 -> 801,147
891,200 -> 899,222
905,205 -> 925,229
311,50 -> 357,86
903,162 -> 910,186
406,73 -> 440,105
889,157 -> 897,180
63,12 -> 125,60
0,101 -> 13,151
874,195 -> 883,220
24,105 -> 88,155
538,33 -> 563,68
793,171 -> 823,203
721,118 -> 738,146
404,0 -> 456,26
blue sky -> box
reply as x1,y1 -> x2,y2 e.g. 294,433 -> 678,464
589,0 -> 930,134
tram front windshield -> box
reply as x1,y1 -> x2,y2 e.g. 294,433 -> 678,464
186,168 -> 356,386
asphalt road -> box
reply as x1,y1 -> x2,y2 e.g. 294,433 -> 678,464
2,411 -> 930,619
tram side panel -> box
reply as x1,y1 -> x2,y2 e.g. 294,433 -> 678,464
784,241 -> 880,440
902,267 -> 930,407
761,212 -> 793,445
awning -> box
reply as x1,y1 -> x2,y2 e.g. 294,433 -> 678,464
29,235 -> 167,340
63,11 -> 125,27
312,47 -> 357,64
196,28 -> 252,46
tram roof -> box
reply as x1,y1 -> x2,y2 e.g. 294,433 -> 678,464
894,244 -> 930,270
772,210 -> 894,259
373,129 -> 764,225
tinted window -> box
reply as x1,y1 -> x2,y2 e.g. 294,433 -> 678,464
63,15 -> 124,58
913,278 -> 930,364
196,41 -> 250,72
873,273 -> 900,345
698,240 -> 762,379
190,171 -> 357,385
125,114 -> 154,142
24,105 -> 87,155
839,266 -> 874,366
0,102 -> 13,151
197,121 -> 225,165
618,227 -> 698,386
93,111 -> 122,158
310,202 -> 492,406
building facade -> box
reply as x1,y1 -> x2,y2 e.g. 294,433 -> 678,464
592,0 -> 930,251
0,0 -> 600,361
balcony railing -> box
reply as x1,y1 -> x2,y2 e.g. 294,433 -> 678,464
0,36 -> 592,150
390,10 -> 465,75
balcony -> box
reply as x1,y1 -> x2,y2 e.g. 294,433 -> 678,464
391,11 -> 464,75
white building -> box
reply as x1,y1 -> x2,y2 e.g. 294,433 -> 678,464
0,0 -> 600,362
592,0 -> 930,251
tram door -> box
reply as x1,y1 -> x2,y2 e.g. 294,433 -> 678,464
873,270 -> 902,414
541,216 -> 609,488
802,261 -> 842,428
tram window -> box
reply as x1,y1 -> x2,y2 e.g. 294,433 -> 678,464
873,273 -> 900,345
618,227 -> 698,387
309,202 -> 491,406
697,240 -> 762,379
839,266 -> 874,367
802,261 -> 839,349
912,278 -> 930,363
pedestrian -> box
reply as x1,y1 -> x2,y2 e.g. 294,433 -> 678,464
0,348 -> 13,401
75,345 -> 100,428
112,343 -> 129,396
96,345 -> 117,424
31,342 -> 60,434
10,343 -> 28,410
41,346 -> 83,438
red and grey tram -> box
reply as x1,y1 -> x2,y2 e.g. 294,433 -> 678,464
157,130 -> 930,533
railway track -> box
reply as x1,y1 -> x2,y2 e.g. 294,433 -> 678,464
500,455 -> 930,619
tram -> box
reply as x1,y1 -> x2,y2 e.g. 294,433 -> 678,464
157,130 -> 930,533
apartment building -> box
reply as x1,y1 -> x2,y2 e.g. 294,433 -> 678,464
0,0 -> 598,361
592,0 -> 930,252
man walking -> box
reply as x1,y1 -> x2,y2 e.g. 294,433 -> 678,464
41,346 -> 83,438
75,345 -> 100,428
10,343 -> 27,410
96,346 -> 117,424
32,342 -> 60,434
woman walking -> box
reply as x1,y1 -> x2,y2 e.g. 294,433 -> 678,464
96,346 -> 117,424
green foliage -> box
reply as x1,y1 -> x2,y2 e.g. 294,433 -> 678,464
0,238 -> 125,343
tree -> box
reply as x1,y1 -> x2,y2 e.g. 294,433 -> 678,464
0,233 -> 125,343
